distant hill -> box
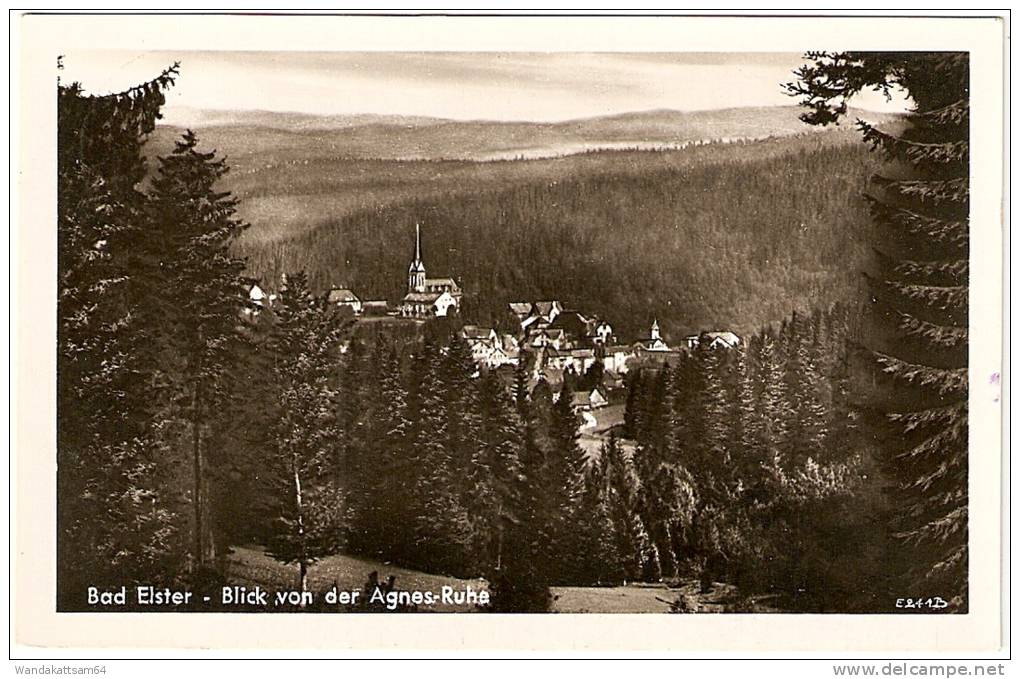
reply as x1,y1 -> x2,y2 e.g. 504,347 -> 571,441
145,106 -> 899,246
143,107 -> 891,339
152,105 -> 900,163
233,132 -> 883,341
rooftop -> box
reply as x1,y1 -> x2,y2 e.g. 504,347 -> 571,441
327,288 -> 360,303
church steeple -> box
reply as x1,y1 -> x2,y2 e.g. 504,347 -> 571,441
408,222 -> 426,292
651,319 -> 661,341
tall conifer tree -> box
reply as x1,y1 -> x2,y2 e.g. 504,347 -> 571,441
57,64 -> 184,607
788,52 -> 970,608
146,129 -> 249,570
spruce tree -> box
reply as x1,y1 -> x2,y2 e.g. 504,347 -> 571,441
371,343 -> 414,560
413,338 -> 472,574
786,313 -> 831,466
603,433 -> 657,582
488,430 -> 553,612
57,64 -> 185,607
788,52 -> 970,608
544,372 -> 587,582
146,129 -> 249,571
472,373 -> 524,572
262,273 -> 343,592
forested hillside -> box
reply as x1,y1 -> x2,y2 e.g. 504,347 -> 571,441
237,132 -> 882,340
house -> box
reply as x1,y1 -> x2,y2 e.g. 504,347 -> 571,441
516,300 -> 564,333
486,346 -> 513,369
529,328 -> 567,351
327,287 -> 362,314
567,348 -> 598,374
636,319 -> 669,352
500,333 -> 520,354
684,331 -> 742,351
541,348 -> 569,371
498,334 -> 521,366
460,326 -> 520,369
462,325 -> 498,343
247,283 -> 276,308
461,325 -> 498,364
603,345 -> 636,374
532,301 -> 563,324
591,320 -> 614,345
400,223 -> 462,318
508,302 -> 533,321
603,369 -> 625,391
548,310 -> 605,349
569,387 -> 608,412
244,282 -> 277,316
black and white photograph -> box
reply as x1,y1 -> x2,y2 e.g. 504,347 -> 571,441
12,10 -> 1006,659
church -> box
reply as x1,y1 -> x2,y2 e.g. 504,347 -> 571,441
398,223 -> 462,318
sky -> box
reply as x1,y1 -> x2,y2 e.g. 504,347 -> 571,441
61,51 -> 911,124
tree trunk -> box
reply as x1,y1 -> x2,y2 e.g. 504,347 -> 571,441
191,376 -> 204,571
293,449 -> 308,604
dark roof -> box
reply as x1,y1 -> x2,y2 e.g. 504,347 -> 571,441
461,325 -> 495,340
327,288 -> 360,304
703,331 -> 741,346
570,388 -> 606,408
533,301 -> 561,316
425,277 -> 460,291
402,291 -> 444,303
549,310 -> 594,337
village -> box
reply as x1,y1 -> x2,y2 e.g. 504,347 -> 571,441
247,223 -> 741,433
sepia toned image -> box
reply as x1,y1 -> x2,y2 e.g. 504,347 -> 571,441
12,12 -> 1006,659
52,47 -> 974,616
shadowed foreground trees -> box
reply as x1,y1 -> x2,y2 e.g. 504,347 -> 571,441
787,51 -> 970,610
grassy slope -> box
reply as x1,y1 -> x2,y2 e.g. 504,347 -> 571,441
226,545 -> 673,613
227,545 -> 777,613
227,545 -> 488,613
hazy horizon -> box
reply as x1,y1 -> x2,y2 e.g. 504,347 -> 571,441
151,102 -> 903,129
62,51 -> 912,126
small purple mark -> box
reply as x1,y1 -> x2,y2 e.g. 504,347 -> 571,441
990,372 -> 1001,385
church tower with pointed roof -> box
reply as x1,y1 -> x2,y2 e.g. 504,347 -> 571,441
400,222 -> 462,319
408,222 -> 426,293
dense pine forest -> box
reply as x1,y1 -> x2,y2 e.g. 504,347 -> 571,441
235,135 -> 881,341
208,299 -> 894,612
57,52 -> 968,613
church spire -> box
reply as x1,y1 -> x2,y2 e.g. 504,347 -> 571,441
408,222 -> 426,292
414,221 -> 422,263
